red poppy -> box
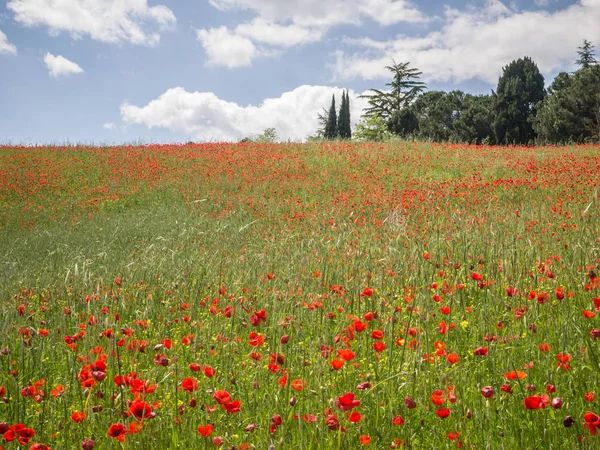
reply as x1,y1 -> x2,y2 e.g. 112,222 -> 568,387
504,371 -> 527,380
213,390 -> 232,405
330,359 -> 344,370
447,354 -> 459,364
128,401 -> 155,420
361,288 -> 373,297
471,273 -> 483,281
538,343 -> 550,352
180,378 -> 198,393
585,392 -> 595,403
584,411 -> 600,435
481,386 -> 494,398
189,363 -> 201,372
436,408 -> 451,418
70,411 -> 86,423
373,342 -> 386,352
473,346 -> 488,356
556,353 -> 571,370
336,393 -> 361,411
198,424 -> 214,437
359,435 -> 371,445
431,390 -> 445,406
523,395 -> 549,410
107,423 -> 127,442
291,379 -> 305,391
392,415 -> 404,425
348,411 -> 362,423
223,399 -> 241,414
203,366 -> 215,378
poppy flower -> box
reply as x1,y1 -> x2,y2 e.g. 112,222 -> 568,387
337,393 -> 361,411
436,408 -> 451,418
213,390 -> 231,405
392,415 -> 404,425
330,359 -> 344,370
189,363 -> 201,372
128,401 -> 155,420
473,346 -> 488,356
107,424 -> 127,442
538,343 -> 550,352
447,354 -> 459,364
223,399 -> 241,414
198,424 -> 214,437
29,444 -> 51,450
471,273 -> 483,281
523,395 -> 550,410
556,353 -> 571,370
481,386 -> 494,398
431,390 -> 445,406
504,371 -> 527,380
373,342 -> 386,352
70,411 -> 86,423
584,411 -> 600,435
348,411 -> 362,423
361,288 -> 373,297
180,378 -> 198,393
291,379 -> 305,391
359,435 -> 371,445
585,392 -> 595,403
203,366 -> 215,378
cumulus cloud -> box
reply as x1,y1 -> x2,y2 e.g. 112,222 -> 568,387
199,0 -> 425,67
44,53 -> 84,77
333,0 -> 600,84
0,30 -> 17,55
7,0 -> 176,46
196,26 -> 259,68
120,85 -> 369,142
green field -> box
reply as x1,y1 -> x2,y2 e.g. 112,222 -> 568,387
1,142 -> 599,449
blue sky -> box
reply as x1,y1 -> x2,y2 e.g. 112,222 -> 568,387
0,0 -> 597,143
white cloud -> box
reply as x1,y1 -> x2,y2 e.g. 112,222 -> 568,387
7,0 -> 176,46
333,0 -> 600,84
209,0 -> 425,27
120,85 -> 369,142
235,19 -> 326,48
196,26 -> 259,68
44,53 -> 84,77
200,0 -> 425,67
0,30 -> 17,55
103,122 -> 117,130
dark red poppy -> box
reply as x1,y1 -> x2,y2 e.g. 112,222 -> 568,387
107,423 -> 127,442
473,346 -> 488,356
128,401 -> 155,420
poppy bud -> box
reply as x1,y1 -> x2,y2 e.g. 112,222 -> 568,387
0,422 -> 8,434
81,439 -> 95,450
405,397 -> 417,409
563,416 -> 575,427
290,396 -> 297,406
91,405 -> 104,413
190,398 -> 197,408
551,398 -> 563,409
280,335 -> 289,344
92,371 -> 106,381
95,390 -> 104,398
466,409 -> 472,419
481,386 -> 494,398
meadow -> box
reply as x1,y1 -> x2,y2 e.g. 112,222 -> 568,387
0,142 -> 599,449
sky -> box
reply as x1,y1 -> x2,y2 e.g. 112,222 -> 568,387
0,0 -> 598,144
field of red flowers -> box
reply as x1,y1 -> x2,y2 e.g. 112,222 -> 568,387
0,142 -> 599,449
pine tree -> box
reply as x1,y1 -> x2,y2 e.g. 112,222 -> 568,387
576,40 -> 597,69
324,95 -> 338,139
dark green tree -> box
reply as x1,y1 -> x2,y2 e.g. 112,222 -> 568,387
324,95 -> 338,139
576,40 -> 597,69
338,91 -> 352,139
493,57 -> 546,144
359,61 -> 426,136
534,65 -> 600,143
412,90 -> 464,141
452,94 -> 495,144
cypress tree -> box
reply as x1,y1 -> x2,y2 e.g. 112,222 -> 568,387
345,91 -> 352,139
324,95 -> 338,139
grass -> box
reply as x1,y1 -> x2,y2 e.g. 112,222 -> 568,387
0,141 -> 599,449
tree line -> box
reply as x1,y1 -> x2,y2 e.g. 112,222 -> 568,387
317,40 -> 599,145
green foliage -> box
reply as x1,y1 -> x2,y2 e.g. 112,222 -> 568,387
353,114 -> 392,141
324,95 -> 338,139
576,39 -> 597,69
493,57 -> 546,145
359,61 -> 426,135
409,91 -> 495,144
240,127 -> 279,143
534,65 -> 600,143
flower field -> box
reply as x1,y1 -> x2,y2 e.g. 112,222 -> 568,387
0,142 -> 599,449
